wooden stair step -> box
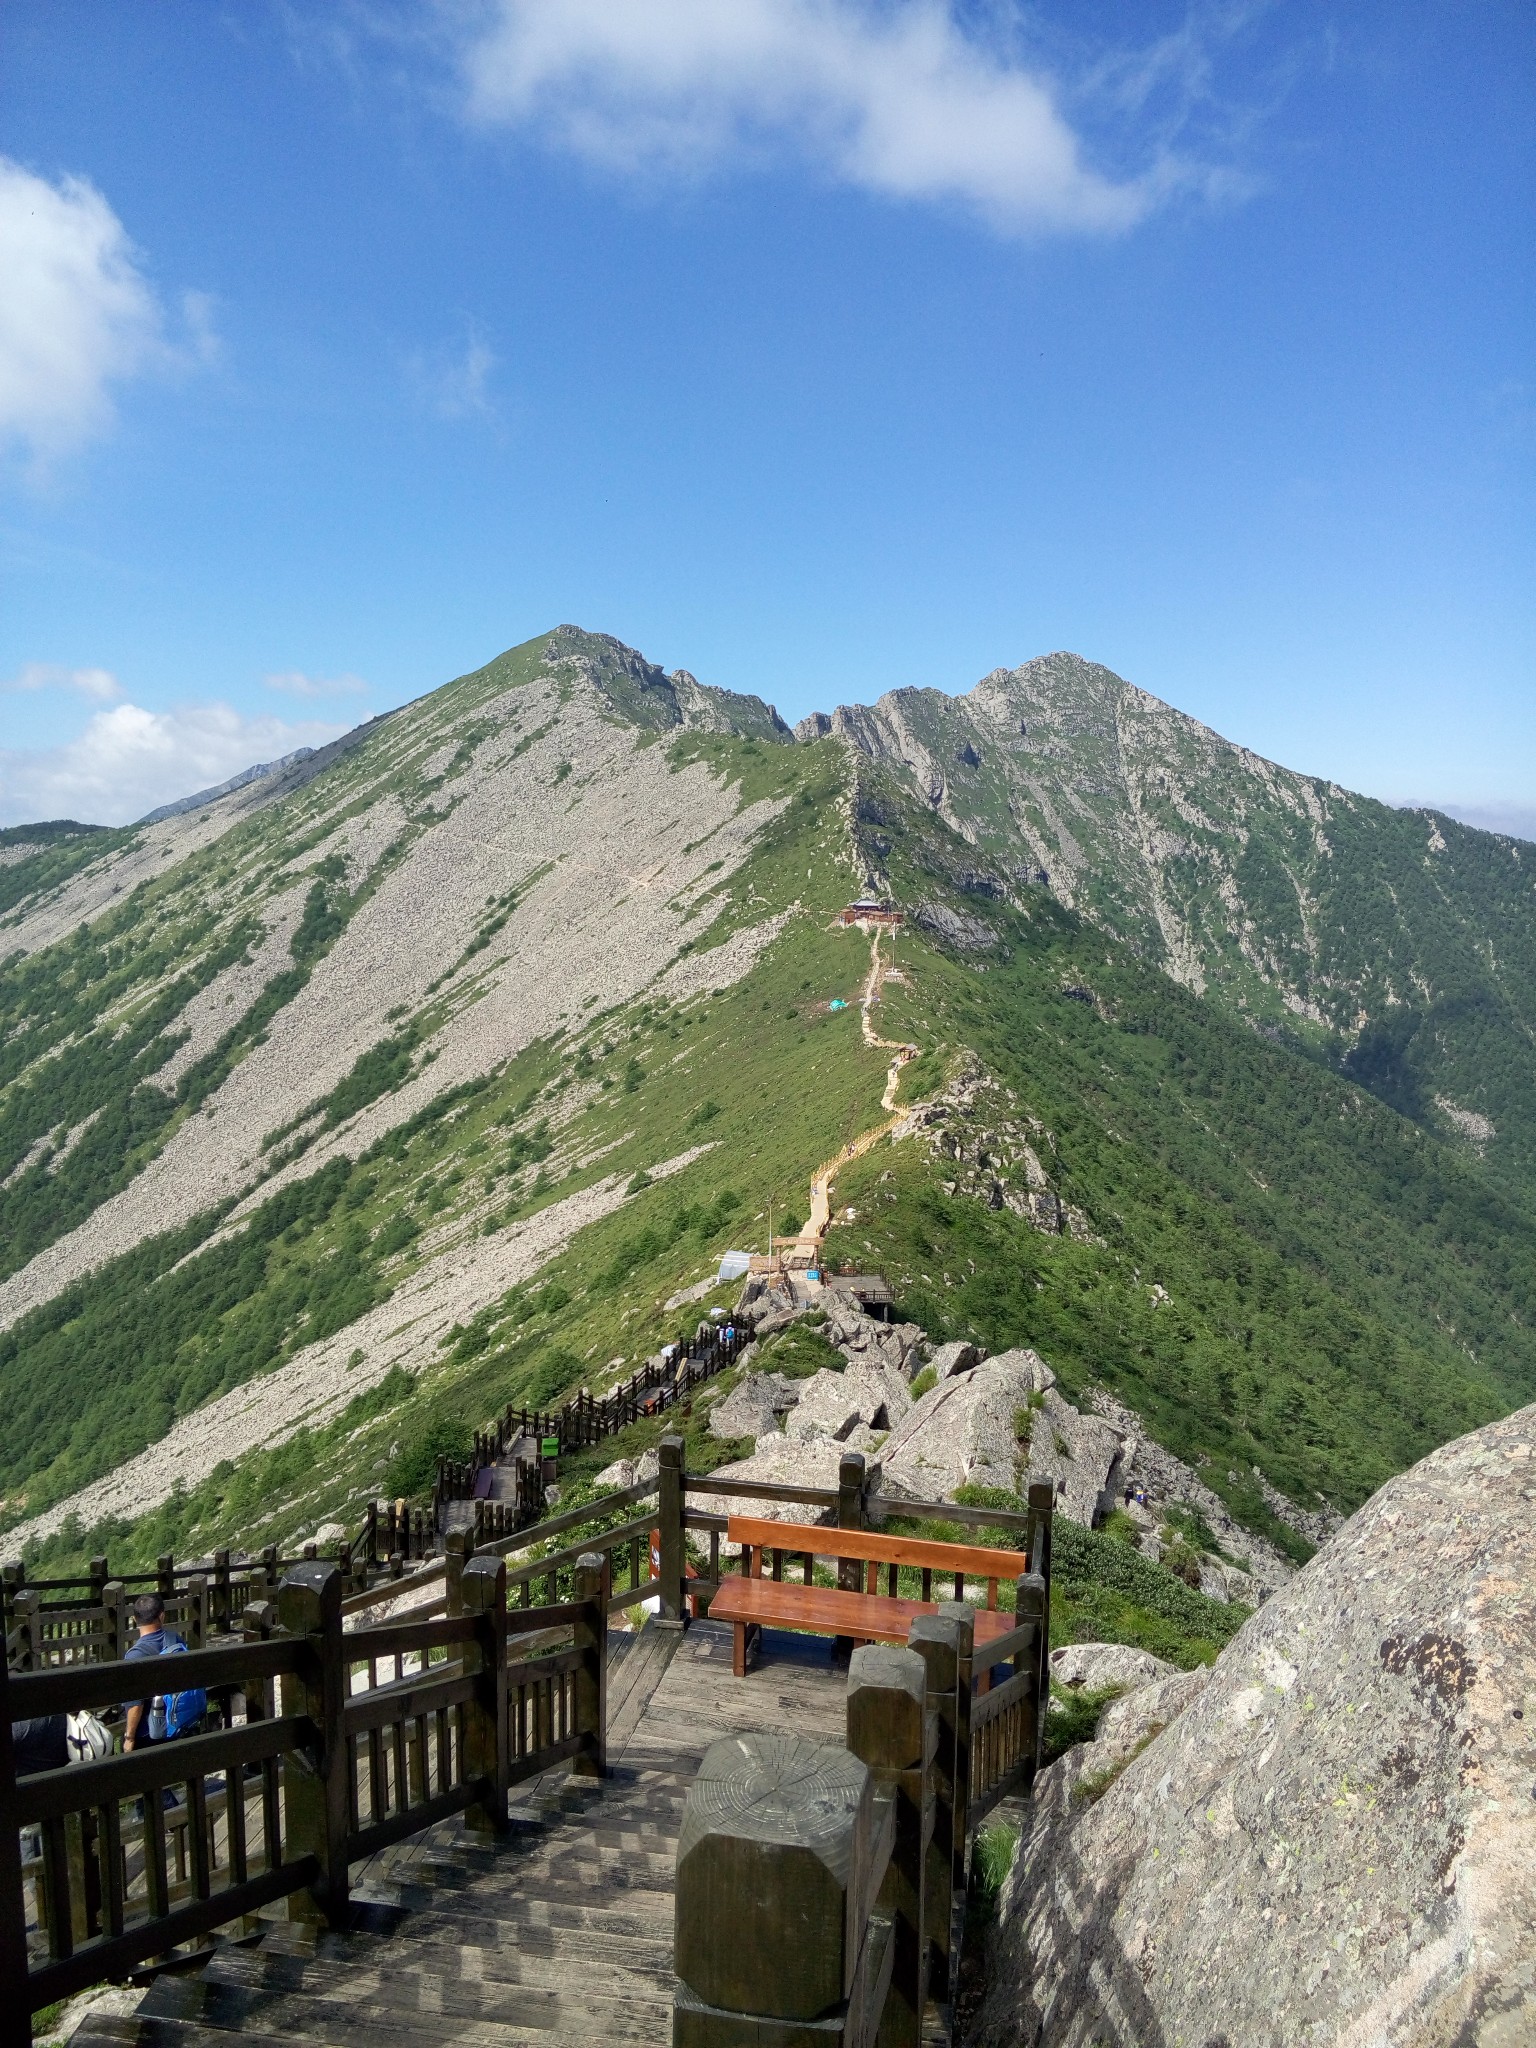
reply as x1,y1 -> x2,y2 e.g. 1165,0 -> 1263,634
202,1939 -> 676,2001
350,1895 -> 676,1945
137,1969 -> 673,2044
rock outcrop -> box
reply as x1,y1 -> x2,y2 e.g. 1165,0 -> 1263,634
706,1372 -> 801,1442
1021,1385 -> 1127,1528
977,1400 -> 1536,2048
1047,1642 -> 1177,1693
783,1360 -> 911,1445
876,1347 -> 1126,1525
930,1339 -> 984,1380
879,1347 -> 1051,1502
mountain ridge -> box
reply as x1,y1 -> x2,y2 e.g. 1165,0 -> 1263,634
1,624 -> 1531,1589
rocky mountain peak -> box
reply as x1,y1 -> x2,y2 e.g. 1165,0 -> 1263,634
541,623 -> 792,742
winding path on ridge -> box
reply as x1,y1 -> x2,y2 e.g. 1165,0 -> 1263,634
789,928 -> 920,1264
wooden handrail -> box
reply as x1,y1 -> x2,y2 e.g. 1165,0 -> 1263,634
9,1635 -> 302,1718
0,1550 -> 611,2030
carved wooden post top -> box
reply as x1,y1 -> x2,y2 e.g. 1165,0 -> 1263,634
676,1731 -> 872,2023
847,1645 -> 928,1772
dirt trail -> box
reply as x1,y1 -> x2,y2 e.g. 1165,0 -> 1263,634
788,931 -> 918,1263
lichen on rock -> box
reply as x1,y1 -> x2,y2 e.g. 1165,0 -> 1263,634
976,1400 -> 1536,2048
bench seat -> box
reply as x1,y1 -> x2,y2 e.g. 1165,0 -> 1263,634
707,1574 -> 1021,1676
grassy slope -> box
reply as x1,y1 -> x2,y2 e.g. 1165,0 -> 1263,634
820,800 -> 1536,1547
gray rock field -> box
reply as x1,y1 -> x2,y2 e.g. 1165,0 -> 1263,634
6,1144 -> 711,1551
977,1400 -> 1536,2048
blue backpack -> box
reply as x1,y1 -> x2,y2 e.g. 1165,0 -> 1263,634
156,1640 -> 207,1739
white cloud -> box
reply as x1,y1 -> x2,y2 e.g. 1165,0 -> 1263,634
0,157 -> 216,467
264,669 -> 371,699
453,0 -> 1172,233
407,327 -> 498,420
0,701 -> 349,828
3,661 -> 123,703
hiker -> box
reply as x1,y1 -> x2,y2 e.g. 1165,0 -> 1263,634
10,1715 -> 68,1775
122,1594 -> 203,1749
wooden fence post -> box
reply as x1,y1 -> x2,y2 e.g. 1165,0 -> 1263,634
837,1450 -> 867,1595
276,1562 -> 350,1926
444,1527 -> 469,1617
461,1553 -> 508,1833
572,1553 -> 607,1779
103,1581 -> 127,1665
907,1611 -> 962,2012
847,1645 -> 930,2048
185,1573 -> 208,1650
1025,1480 -> 1054,1765
10,1590 -> 39,1672
936,1597 -> 974,1990
0,1655 -> 30,2047
656,1434 -> 687,1627
1015,1572 -> 1047,1777
674,1731 -> 876,2046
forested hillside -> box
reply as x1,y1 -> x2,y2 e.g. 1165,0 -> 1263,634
1,627 -> 1531,1581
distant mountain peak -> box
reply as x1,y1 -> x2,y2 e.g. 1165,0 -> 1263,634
540,623 -> 793,742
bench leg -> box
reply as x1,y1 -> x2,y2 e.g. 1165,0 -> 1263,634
733,1622 -> 745,1677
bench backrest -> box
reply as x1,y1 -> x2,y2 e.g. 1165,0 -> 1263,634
726,1515 -> 1025,1607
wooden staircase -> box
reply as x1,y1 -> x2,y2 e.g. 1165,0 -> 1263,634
75,1628 -> 691,2048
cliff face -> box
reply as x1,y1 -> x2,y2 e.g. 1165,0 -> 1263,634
804,653 -> 1536,1194
977,1400 -> 1536,2048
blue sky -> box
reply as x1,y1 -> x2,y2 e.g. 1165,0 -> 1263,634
1,2 -> 1532,831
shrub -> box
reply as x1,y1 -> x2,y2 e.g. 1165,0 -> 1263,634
385,1416 -> 474,1501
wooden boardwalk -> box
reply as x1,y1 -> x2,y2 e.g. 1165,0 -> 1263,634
79,1624 -> 849,2048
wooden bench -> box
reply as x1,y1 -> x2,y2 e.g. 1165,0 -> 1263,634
707,1516 -> 1032,1677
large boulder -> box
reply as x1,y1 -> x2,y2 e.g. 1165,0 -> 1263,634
1021,1387 -> 1128,1528
688,1435 -> 856,1529
930,1339 -> 984,1380
784,1362 -> 912,1444
707,1372 -> 800,1441
1048,1642 -> 1177,1693
819,1285 -> 925,1379
592,1446 -> 660,1491
977,1400 -> 1536,2048
879,1347 -> 1052,1501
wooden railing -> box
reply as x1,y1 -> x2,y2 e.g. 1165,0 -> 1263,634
3,1319 -> 759,1673
1,1418 -> 1052,2034
674,1578 -> 1050,2048
3,1511 -> 440,1676
0,1549 -> 608,2036
432,1314 -> 757,1527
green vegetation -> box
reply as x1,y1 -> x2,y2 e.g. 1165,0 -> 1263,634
1071,1723 -> 1166,1805
1043,1683 -> 1124,1765
846,679 -> 1536,1200
822,862 -> 1536,1538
